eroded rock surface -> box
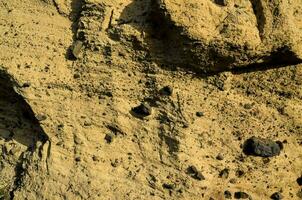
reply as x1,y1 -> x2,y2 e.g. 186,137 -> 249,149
155,0 -> 302,71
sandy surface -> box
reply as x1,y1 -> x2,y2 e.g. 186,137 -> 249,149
0,0 -> 301,199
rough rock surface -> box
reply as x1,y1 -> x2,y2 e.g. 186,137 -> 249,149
155,0 -> 302,71
0,0 -> 302,199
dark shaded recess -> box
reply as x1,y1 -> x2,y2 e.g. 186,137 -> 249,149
0,69 -> 49,199
0,69 -> 48,145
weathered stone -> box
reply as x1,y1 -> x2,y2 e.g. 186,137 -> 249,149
71,40 -> 83,59
243,136 -> 282,157
186,165 -> 205,181
131,103 -> 152,118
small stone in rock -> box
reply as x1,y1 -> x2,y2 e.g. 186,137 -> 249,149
236,170 -> 245,177
234,191 -> 250,199
159,86 -> 173,96
270,192 -> 283,200
131,103 -> 152,118
186,165 -> 205,181
196,112 -> 204,117
216,153 -> 224,160
215,0 -> 228,6
71,40 -> 83,59
219,168 -> 229,179
22,82 -> 31,87
105,133 -> 114,143
74,73 -> 80,79
75,157 -> 81,162
92,155 -> 100,162
162,183 -> 174,190
224,190 -> 232,199
36,114 -> 47,121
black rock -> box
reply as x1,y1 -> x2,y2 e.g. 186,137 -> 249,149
297,176 -> 302,186
224,190 -> 232,199
159,86 -> 173,96
131,103 -> 152,118
196,111 -> 204,117
243,136 -> 282,157
186,165 -> 205,181
234,191 -> 250,199
270,192 -> 283,200
219,168 -> 229,179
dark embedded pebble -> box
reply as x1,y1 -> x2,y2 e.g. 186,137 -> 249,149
159,86 -> 173,96
215,0 -> 228,6
297,176 -> 302,186
270,192 -> 283,200
105,133 -> 114,143
74,73 -> 80,79
219,168 -> 229,179
216,153 -> 224,160
224,190 -> 232,199
234,191 -> 250,199
162,183 -> 175,190
196,111 -> 204,117
243,136 -> 282,157
75,157 -> 81,162
131,103 -> 152,117
236,170 -> 245,177
186,165 -> 205,181
22,82 -> 31,87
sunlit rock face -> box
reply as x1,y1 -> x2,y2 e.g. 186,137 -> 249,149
155,0 -> 302,72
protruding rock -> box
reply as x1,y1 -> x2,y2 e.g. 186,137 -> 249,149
186,165 -> 205,181
159,85 -> 173,96
131,103 -> 152,118
243,137 -> 282,157
71,40 -> 83,59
